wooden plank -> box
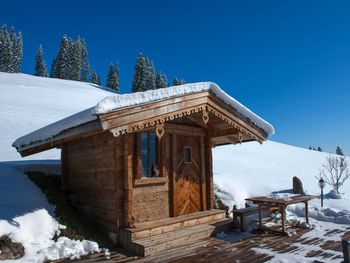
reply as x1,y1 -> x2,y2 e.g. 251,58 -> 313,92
200,136 -> 207,211
206,136 -> 214,209
124,134 -> 134,228
61,143 -> 68,190
164,123 -> 206,137
171,134 -> 177,217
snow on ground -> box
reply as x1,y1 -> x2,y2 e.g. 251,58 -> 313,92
0,73 -> 113,262
0,72 -> 114,161
0,161 -> 100,263
213,140 -> 350,211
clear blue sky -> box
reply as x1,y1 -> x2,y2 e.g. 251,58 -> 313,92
1,0 -> 350,154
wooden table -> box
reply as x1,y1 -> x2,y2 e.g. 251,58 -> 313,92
245,195 -> 316,235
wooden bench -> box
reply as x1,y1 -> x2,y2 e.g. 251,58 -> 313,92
232,206 -> 277,231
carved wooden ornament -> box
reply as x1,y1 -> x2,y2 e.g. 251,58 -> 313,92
156,122 -> 165,140
202,109 -> 209,125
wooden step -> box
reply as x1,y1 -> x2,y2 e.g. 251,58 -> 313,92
129,210 -> 226,240
130,223 -> 216,256
210,217 -> 233,235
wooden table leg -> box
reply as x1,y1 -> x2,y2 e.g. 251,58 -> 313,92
305,201 -> 309,225
281,206 -> 286,235
258,204 -> 262,230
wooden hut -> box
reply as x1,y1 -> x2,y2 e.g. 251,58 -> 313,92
13,82 -> 274,256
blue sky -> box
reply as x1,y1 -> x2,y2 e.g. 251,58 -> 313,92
1,0 -> 350,154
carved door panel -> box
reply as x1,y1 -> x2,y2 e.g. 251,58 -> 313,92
173,135 -> 202,216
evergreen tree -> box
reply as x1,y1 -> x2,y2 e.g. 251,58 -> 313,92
80,39 -> 90,81
34,45 -> 48,77
173,77 -> 185,86
90,70 -> 100,85
0,25 -> 13,72
155,72 -> 168,89
106,63 -> 120,92
132,53 -> 148,92
68,37 -> 82,80
317,147 -> 322,152
13,31 -> 23,72
336,146 -> 344,156
51,35 -> 90,81
0,24 -> 22,73
145,58 -> 156,90
51,35 -> 70,79
308,146 -> 312,150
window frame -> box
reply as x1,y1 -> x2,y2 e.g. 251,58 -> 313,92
136,131 -> 160,179
183,146 -> 192,164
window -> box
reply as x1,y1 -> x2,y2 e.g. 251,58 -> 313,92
140,132 -> 158,177
184,147 -> 192,163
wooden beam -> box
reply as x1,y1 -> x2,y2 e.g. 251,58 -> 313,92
124,134 -> 134,228
206,136 -> 214,210
165,123 -> 206,137
60,143 -> 69,191
208,128 -> 238,138
200,136 -> 207,211
170,134 -> 177,217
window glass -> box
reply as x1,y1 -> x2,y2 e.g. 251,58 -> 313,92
140,132 -> 158,177
141,133 -> 148,177
184,147 -> 192,163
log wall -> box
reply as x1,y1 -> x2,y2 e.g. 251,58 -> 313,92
63,132 -> 125,232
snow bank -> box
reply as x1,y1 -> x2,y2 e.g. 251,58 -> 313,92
0,209 -> 99,263
0,161 -> 99,263
12,80 -> 274,153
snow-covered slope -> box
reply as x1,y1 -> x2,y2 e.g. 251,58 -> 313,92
214,141 -> 350,208
0,72 -> 115,161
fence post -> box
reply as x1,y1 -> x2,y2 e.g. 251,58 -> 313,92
343,239 -> 350,263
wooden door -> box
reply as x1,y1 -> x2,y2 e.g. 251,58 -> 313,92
173,135 -> 203,216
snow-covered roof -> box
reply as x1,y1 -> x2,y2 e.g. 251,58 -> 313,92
13,82 -> 274,151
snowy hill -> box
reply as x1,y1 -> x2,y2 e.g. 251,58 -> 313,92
213,141 -> 350,208
0,73 -> 349,262
0,72 -> 115,161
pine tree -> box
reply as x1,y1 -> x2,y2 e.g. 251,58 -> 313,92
132,53 -> 148,92
69,37 -> 82,80
145,58 -> 156,90
317,147 -> 322,152
34,45 -> 48,77
0,25 -> 13,72
51,35 -> 90,81
106,63 -> 120,92
90,70 -> 100,85
51,35 -> 70,79
308,146 -> 312,150
336,146 -> 344,156
0,24 -> 22,73
173,77 -> 185,86
80,39 -> 90,81
13,31 -> 23,73
155,72 -> 168,89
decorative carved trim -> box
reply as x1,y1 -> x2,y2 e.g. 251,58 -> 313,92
108,104 -> 263,143
202,109 -> 209,125
155,122 -> 165,140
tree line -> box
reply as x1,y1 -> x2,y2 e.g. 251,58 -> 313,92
0,23 -> 186,93
309,145 -> 345,156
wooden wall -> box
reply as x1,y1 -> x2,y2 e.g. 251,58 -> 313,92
62,132 -> 125,232
131,133 -> 170,223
